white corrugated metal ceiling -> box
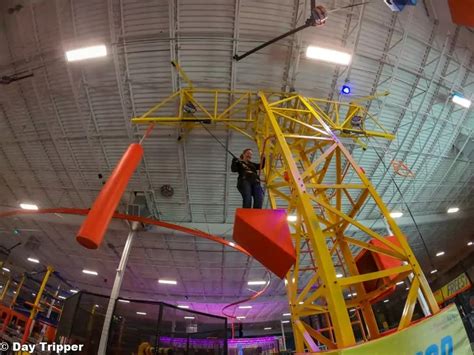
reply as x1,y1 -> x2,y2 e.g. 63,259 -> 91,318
0,0 -> 472,322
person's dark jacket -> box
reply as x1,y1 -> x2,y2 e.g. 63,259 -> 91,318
231,157 -> 265,186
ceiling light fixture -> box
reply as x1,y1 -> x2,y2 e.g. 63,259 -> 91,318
66,45 -> 107,62
20,203 -> 38,210
184,316 -> 195,320
27,257 -> 39,263
229,242 -> 236,247
468,242 -> 473,246
178,305 -> 189,309
136,312 -> 147,315
306,46 -> 351,65
283,313 -> 291,316
70,290 -> 78,293
396,281 -> 404,286
236,316 -> 246,319
336,273 -> 343,278
58,296 -> 66,300
2,267 -> 10,272
264,327 -> 272,330
383,299 -> 389,303
452,94 -> 471,109
430,269 -> 438,274
118,299 -> 130,303
287,215 -> 297,222
436,251 -> 445,257
247,281 -> 266,286
82,269 -> 98,276
238,305 -> 252,309
281,320 -> 290,324
447,207 -> 459,213
389,211 -> 403,218
158,279 -> 177,285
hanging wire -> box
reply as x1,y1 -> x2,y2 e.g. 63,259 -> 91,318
370,143 -> 436,270
199,122 -> 238,159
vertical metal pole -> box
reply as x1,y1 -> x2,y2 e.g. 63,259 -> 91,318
280,322 -> 287,351
97,227 -> 137,355
22,266 -> 54,344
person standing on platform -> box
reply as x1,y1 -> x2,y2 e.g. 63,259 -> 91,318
231,148 -> 265,209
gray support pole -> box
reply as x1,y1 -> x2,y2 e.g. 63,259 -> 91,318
97,226 -> 137,354
280,322 -> 287,351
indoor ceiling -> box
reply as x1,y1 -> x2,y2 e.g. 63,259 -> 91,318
0,0 -> 473,323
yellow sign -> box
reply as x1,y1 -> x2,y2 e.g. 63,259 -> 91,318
434,273 -> 471,304
316,305 -> 471,355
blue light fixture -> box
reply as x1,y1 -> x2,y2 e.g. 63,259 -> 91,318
341,84 -> 351,95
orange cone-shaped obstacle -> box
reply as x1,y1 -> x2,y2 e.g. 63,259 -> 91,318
76,143 -> 144,249
233,208 -> 296,278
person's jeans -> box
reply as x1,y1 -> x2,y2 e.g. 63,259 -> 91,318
238,180 -> 264,209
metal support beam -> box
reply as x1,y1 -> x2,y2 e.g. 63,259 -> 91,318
97,224 -> 138,355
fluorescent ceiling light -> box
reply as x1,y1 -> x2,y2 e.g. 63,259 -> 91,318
158,279 -> 177,285
247,281 -> 266,286
177,305 -> 189,309
436,251 -> 445,257
31,292 -> 35,296
306,46 -> 351,65
447,207 -> 459,213
184,316 -> 195,320
287,215 -> 297,222
82,269 -> 98,276
66,45 -> 107,62
28,257 -> 39,263
468,242 -> 473,246
396,281 -> 404,286
94,304 -> 99,308
351,293 -> 357,297
136,312 -> 147,315
229,242 -> 236,247
298,301 -> 304,305
238,305 -> 252,309
405,287 -> 409,291
383,299 -> 389,303
336,273 -> 343,278
452,94 -> 471,108
283,313 -> 291,316
390,211 -> 403,218
58,296 -> 66,300
349,308 -> 356,312
118,299 -> 130,303
70,290 -> 78,293
236,316 -> 246,319
20,203 -> 38,210
281,320 -> 290,324
430,269 -> 438,274
264,327 -> 272,330
2,268 -> 10,272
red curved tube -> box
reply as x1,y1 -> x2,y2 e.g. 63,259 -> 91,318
76,143 -> 144,249
0,208 -> 250,256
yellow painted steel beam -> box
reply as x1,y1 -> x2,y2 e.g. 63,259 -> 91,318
339,264 -> 412,286
398,277 -> 420,330
130,84 -> 441,352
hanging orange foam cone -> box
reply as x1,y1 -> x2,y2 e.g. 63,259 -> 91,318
76,143 -> 143,249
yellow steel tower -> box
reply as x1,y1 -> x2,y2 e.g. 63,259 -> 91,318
132,87 -> 441,352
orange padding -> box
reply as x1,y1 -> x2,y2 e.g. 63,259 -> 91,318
76,143 -> 144,249
232,208 -> 295,279
355,236 -> 402,302
448,0 -> 474,27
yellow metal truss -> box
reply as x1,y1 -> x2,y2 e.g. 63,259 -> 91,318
132,88 -> 439,352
